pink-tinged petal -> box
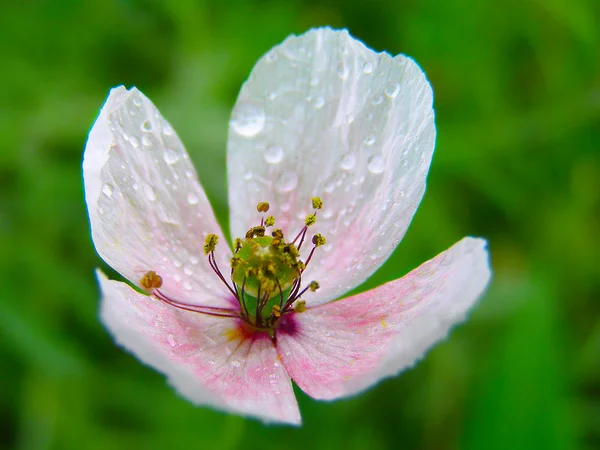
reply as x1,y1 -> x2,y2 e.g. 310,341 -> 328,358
98,270 -> 301,425
84,87 -> 230,307
276,237 -> 490,400
227,28 -> 435,305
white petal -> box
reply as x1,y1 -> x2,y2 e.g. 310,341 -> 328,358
227,28 -> 435,305
98,271 -> 300,425
277,237 -> 491,400
84,87 -> 230,307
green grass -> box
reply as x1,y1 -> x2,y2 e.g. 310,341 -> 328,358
1,0 -> 598,449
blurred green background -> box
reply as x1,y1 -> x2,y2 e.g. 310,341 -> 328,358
1,0 -> 599,449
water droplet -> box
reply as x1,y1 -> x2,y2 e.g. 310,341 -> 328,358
190,255 -> 199,265
336,62 -> 349,80
281,202 -> 291,212
231,104 -> 265,137
367,155 -> 385,174
167,334 -> 176,347
102,183 -> 113,197
372,95 -> 383,105
268,91 -> 277,101
208,359 -> 216,365
340,152 -> 356,171
141,135 -> 152,147
231,360 -> 241,368
129,136 -> 140,148
141,120 -> 152,132
322,208 -> 333,219
183,281 -> 192,291
143,184 -> 156,201
385,81 -> 400,98
364,134 -> 376,146
174,274 -> 181,282
324,181 -> 335,193
264,145 -> 283,164
310,75 -> 319,86
132,183 -> 139,191
183,266 -> 193,276
265,49 -> 278,63
187,192 -> 199,205
163,148 -> 180,165
276,172 -> 298,193
132,97 -> 143,107
173,259 -> 182,268
313,96 -> 325,109
243,172 -> 253,181
162,124 -> 174,136
363,61 -> 374,74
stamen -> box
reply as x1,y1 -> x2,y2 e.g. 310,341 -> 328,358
311,197 -> 323,209
265,216 -> 275,227
140,270 -> 163,290
294,300 -> 306,313
257,201 -> 270,213
204,234 -> 219,255
305,214 -> 317,226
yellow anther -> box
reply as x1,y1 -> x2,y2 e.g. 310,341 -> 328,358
265,216 -> 275,227
257,201 -> 270,213
311,197 -> 323,209
230,256 -> 241,270
272,305 -> 282,317
309,281 -> 320,292
246,226 -> 266,239
234,238 -> 242,252
203,234 -> 219,254
140,270 -> 163,290
294,300 -> 307,313
305,214 -> 317,226
272,229 -> 284,239
312,233 -> 326,247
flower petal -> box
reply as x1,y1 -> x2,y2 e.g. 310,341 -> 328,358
227,28 -> 435,305
276,237 -> 490,400
84,87 -> 230,307
98,270 -> 301,425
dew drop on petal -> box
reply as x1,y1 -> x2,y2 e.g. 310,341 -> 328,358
173,259 -> 182,268
186,192 -> 199,205
162,124 -> 174,136
385,81 -> 400,98
183,281 -> 192,291
276,172 -> 298,193
367,155 -> 385,174
363,61 -> 374,74
163,148 -> 180,165
313,95 -> 325,109
141,120 -> 152,132
167,334 -> 176,347
372,95 -> 383,105
231,104 -> 265,137
336,62 -> 349,80
364,134 -> 376,146
143,184 -> 156,201
189,255 -> 199,265
231,360 -> 241,368
324,181 -> 335,193
243,172 -> 253,181
129,136 -> 140,148
141,135 -> 152,147
183,266 -> 193,276
102,183 -> 113,197
322,208 -> 333,219
264,145 -> 283,164
310,75 -> 319,86
340,152 -> 357,171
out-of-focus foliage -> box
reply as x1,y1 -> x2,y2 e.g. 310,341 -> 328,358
0,1 -> 598,449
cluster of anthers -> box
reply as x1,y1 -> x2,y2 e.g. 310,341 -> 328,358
140,198 -> 327,334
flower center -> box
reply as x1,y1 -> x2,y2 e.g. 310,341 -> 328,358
140,198 -> 326,332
